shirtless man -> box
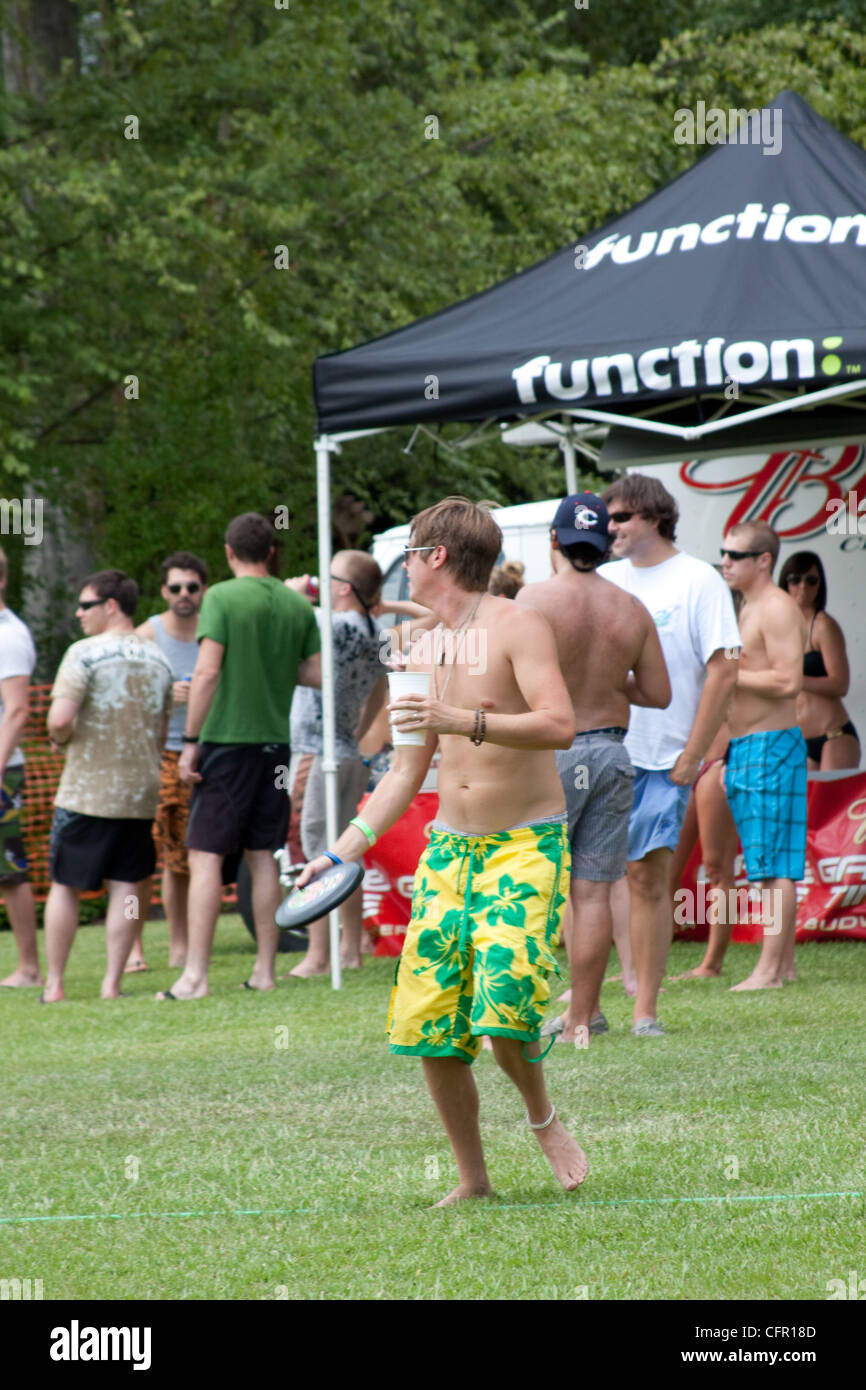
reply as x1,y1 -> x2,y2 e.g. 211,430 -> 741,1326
720,522 -> 808,991
516,494 -> 670,1045
297,496 -> 588,1203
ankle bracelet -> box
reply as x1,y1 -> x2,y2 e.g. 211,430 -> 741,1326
526,1104 -> 556,1130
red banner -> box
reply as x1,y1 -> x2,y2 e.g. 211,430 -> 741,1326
678,770 -> 866,941
363,774 -> 866,949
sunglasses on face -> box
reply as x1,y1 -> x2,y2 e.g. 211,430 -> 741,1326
719,548 -> 765,562
77,598 -> 107,611
608,511 -> 635,525
167,582 -> 201,595
402,545 -> 437,559
786,574 -> 820,588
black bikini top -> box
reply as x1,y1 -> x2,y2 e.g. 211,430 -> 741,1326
803,614 -> 827,678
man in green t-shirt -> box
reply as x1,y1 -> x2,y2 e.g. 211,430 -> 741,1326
156,513 -> 321,1002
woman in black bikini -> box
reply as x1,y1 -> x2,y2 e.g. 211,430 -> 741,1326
778,550 -> 860,771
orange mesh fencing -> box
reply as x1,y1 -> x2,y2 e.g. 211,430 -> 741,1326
21,685 -> 236,906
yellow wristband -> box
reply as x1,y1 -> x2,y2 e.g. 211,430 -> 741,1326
349,816 -> 377,847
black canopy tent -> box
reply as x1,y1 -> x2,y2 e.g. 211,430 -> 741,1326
309,91 -> 866,986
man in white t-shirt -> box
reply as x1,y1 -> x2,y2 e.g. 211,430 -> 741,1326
599,475 -> 741,1035
0,546 -> 41,989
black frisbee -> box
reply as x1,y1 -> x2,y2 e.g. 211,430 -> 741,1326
274,860 -> 365,929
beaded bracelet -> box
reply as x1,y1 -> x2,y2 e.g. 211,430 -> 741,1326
470,708 -> 487,746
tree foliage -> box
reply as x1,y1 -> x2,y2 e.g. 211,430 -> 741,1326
0,1 -> 864,666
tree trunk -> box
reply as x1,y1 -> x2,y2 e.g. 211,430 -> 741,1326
2,1 -> 78,99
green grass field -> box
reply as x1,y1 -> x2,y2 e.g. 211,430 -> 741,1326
2,918 -> 864,1301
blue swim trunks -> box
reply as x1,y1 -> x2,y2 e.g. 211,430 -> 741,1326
725,728 -> 807,882
627,768 -> 690,861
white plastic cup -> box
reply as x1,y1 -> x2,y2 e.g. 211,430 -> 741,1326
388,671 -> 431,746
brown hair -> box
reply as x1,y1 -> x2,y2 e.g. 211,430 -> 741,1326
726,520 -> 780,569
602,474 -> 678,541
778,550 -> 827,611
225,512 -> 275,564
333,550 -> 383,610
161,551 -> 209,586
82,569 -> 139,617
410,496 -> 502,592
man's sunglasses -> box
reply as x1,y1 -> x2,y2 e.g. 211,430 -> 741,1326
402,545 -> 437,558
785,574 -> 820,587
719,547 -> 766,561
167,582 -> 202,595
77,598 -> 107,611
608,511 -> 636,524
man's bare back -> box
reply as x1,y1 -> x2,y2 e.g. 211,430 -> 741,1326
516,566 -> 669,729
411,595 -> 572,832
728,587 -> 806,738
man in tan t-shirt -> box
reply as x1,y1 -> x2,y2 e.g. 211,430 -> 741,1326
41,570 -> 173,1003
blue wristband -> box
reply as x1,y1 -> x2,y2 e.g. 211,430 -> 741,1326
323,851 -> 343,866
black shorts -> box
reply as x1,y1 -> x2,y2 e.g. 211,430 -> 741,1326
185,742 -> 290,858
50,808 -> 157,890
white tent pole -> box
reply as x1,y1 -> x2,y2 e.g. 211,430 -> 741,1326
560,434 -> 578,493
314,434 -> 342,990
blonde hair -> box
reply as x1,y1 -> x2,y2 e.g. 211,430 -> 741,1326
410,496 -> 503,591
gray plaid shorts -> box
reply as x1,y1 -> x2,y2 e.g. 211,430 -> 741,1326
555,727 -> 635,881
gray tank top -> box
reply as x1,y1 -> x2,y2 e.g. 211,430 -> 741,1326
150,614 -> 198,751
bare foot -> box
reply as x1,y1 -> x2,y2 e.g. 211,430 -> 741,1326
283,960 -> 330,979
168,954 -> 187,969
123,959 -> 149,974
39,985 -> 65,1004
782,969 -> 797,982
0,968 -> 43,987
340,956 -> 362,970
605,971 -> 637,997
101,988 -> 130,1000
533,1116 -> 589,1190
241,977 -> 275,992
434,1181 -> 493,1207
557,1024 -> 590,1048
155,974 -> 208,1000
669,966 -> 721,981
730,973 -> 782,992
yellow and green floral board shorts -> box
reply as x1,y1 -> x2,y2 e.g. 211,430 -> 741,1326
387,819 -> 570,1064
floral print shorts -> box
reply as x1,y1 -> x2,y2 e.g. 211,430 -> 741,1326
387,820 -> 570,1063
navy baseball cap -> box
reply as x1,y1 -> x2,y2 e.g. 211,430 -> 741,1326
552,493 -> 610,552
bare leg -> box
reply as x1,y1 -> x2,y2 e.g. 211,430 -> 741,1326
42,882 -> 81,1003
339,884 -> 364,968
158,849 -> 222,999
422,1057 -> 492,1205
162,867 -> 189,968
730,878 -> 794,991
490,1037 -> 588,1189
102,879 -> 145,998
561,879 -> 612,1043
124,875 -> 151,972
670,771 -> 739,979
821,734 -> 860,771
627,849 -> 673,1024
0,881 -> 42,986
609,875 -> 637,995
243,848 -> 280,990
